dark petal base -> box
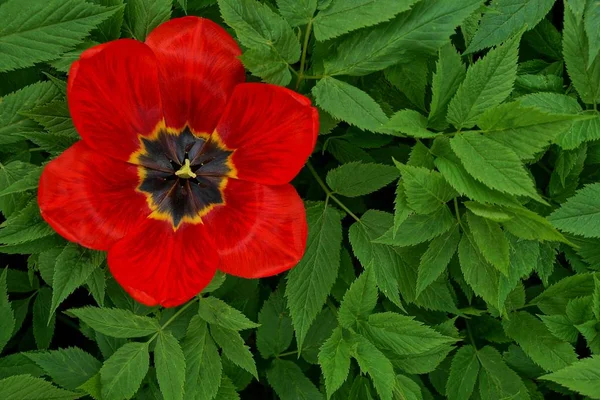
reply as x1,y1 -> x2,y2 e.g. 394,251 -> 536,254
135,126 -> 234,228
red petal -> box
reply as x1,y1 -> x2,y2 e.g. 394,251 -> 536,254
67,39 -> 163,162
205,179 -> 307,278
145,17 -> 245,133
38,141 -> 149,250
108,218 -> 218,307
215,83 -> 318,185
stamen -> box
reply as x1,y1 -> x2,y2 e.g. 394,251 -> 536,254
175,159 -> 197,179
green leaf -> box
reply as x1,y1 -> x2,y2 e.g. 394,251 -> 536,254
302,308 -> 337,364
0,0 -> 120,72
531,273 -> 597,315
267,359 -> 323,400
584,0 -> 600,61
20,100 -> 77,138
540,355 -> 600,399
466,212 -> 510,275
26,347 -> 101,390
313,77 -> 387,132
0,269 -> 14,354
0,199 -> 54,246
239,47 -> 292,86
446,345 -> 480,400
450,132 -> 542,202
477,346 -> 529,400
326,162 -> 398,197
182,316 -> 222,400
549,183 -> 600,238
100,342 -> 149,400
478,101 -> 585,160
540,314 -> 579,343
0,374 -> 80,400
396,162 -> 457,214
256,287 -> 293,359
313,0 -> 417,41
500,205 -> 568,243
210,324 -> 257,378
123,0 -> 171,41
276,0 -> 316,27
215,375 -> 239,400
319,327 -> 351,398
0,81 -> 61,144
286,203 -> 342,351
361,312 -> 456,357
392,182 -> 412,238
563,3 -> 600,104
594,275 -> 600,321
392,375 -> 422,400
348,211 -> 404,307
503,311 -> 578,372
0,166 -> 42,197
33,286 -> 55,349
155,332 -> 186,400
51,243 -> 105,316
464,201 -> 513,222
218,0 -> 300,63
431,137 -> 518,206
350,333 -> 395,400
385,110 -> 437,138
375,206 -> 456,247
416,224 -> 460,296
384,58 -> 429,111
458,228 -> 501,307
447,33 -> 520,129
323,0 -> 483,76
48,40 -> 98,73
338,267 -> 377,329
465,0 -> 555,53
90,0 -> 125,42
68,307 -> 160,338
197,296 -> 259,331
429,43 -> 467,130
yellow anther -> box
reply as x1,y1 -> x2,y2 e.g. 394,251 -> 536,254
175,159 -> 196,179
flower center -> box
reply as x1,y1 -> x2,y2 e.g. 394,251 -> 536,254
130,125 -> 235,229
175,159 -> 197,179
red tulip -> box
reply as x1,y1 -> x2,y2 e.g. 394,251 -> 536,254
38,17 -> 318,307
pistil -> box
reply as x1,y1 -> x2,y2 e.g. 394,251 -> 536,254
175,159 -> 197,179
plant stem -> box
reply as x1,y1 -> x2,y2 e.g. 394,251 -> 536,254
453,198 -> 462,225
296,19 -> 313,89
278,350 -> 299,358
306,161 -> 361,222
148,296 -> 199,343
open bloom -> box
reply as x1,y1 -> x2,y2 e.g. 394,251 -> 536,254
38,17 -> 318,307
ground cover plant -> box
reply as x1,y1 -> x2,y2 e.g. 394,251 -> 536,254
1,0 -> 600,399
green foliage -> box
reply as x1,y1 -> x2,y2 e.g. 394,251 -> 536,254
541,355 -> 600,398
4,1 -> 600,399
549,183 -> 600,238
286,202 -> 342,350
0,0 -> 120,72
124,0 -> 171,41
312,0 -> 417,41
465,0 -> 555,53
313,77 -> 387,132
326,162 -> 398,197
447,33 -> 520,129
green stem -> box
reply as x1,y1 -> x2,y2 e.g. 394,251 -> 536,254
148,296 -> 199,343
278,350 -> 299,358
466,321 -> 477,350
296,19 -> 313,89
453,198 -> 462,226
306,161 -> 361,222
